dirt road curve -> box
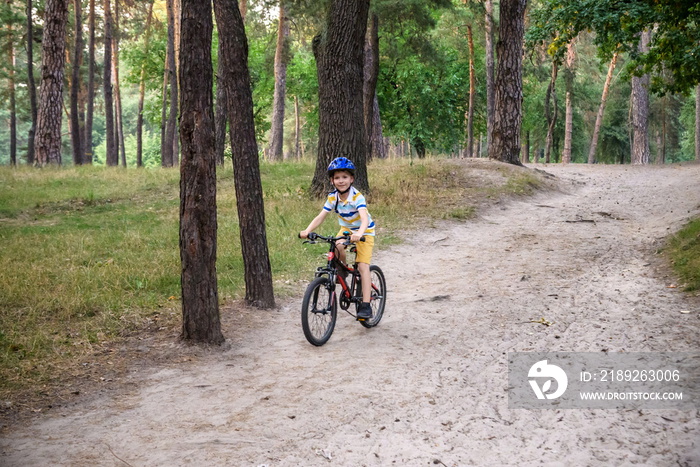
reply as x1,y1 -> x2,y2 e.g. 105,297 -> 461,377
2,163 -> 700,466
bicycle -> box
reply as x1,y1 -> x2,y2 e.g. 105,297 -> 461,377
299,232 -> 386,346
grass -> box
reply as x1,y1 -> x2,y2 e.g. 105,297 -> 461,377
0,157 -> 544,403
666,217 -> 700,292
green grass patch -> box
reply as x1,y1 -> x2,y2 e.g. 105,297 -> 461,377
666,217 -> 700,292
0,157 -> 546,399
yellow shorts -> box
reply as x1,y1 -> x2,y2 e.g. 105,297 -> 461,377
337,227 -> 375,264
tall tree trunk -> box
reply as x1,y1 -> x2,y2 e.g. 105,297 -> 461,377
484,0 -> 495,153
70,0 -> 83,165
363,13 -> 379,163
695,83 -> 700,161
488,0 -> 527,166
164,0 -> 179,167
658,95 -> 666,164
239,0 -> 246,20
136,0 -> 155,167
588,52 -> 617,164
8,27 -> 17,166
631,30 -> 651,165
160,44 -> 170,166
561,39 -> 576,164
465,24 -> 475,158
522,130 -> 530,163
83,0 -> 95,164
215,45 -> 227,167
213,0 -> 275,309
544,61 -> 558,163
310,0 -> 370,196
114,0 -> 126,167
267,1 -> 290,161
26,0 -> 38,165
179,0 -> 224,344
371,93 -> 386,159
294,94 -> 301,159
35,0 -> 68,166
103,0 -> 117,166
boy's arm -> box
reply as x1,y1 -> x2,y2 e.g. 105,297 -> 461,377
350,208 -> 369,242
300,210 -> 329,238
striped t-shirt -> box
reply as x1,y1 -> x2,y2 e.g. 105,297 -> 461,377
323,186 -> 375,236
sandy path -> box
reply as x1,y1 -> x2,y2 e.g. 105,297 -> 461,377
2,163 -> 700,466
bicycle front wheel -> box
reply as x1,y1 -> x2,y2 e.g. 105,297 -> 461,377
360,265 -> 386,329
301,276 -> 337,346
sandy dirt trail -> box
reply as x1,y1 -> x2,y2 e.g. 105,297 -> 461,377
2,163 -> 700,466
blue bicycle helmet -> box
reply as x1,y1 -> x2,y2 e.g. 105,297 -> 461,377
327,157 -> 356,177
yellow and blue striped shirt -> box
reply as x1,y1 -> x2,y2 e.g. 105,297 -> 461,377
323,187 -> 375,236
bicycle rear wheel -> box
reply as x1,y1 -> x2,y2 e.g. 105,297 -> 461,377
301,276 -> 337,346
360,265 -> 386,328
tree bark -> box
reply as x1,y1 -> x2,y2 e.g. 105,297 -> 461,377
561,39 -> 576,164
631,30 -> 651,165
465,24 -> 475,158
163,0 -> 178,167
179,0 -> 224,345
294,94 -> 301,159
522,130 -> 530,163
363,13 -> 379,163
136,1 -> 155,168
371,93 -> 386,159
696,83 -> 700,161
658,95 -> 666,164
588,52 -> 617,164
215,45 -> 227,167
488,0 -> 527,166
267,1 -> 290,161
7,24 -> 17,166
6,35 -> 16,165
544,61 -> 558,164
160,44 -> 169,166
114,0 -> 126,167
70,0 -> 83,165
25,0 -> 38,165
103,0 -> 117,166
34,0 -> 68,166
83,0 -> 95,164
484,0 -> 495,153
214,0 -> 275,309
310,0 -> 370,196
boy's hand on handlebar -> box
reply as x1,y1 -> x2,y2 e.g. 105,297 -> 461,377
350,233 -> 364,243
300,231 -> 318,240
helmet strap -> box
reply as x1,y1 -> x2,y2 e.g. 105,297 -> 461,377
336,185 -> 352,195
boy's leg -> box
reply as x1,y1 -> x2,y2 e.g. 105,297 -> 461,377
358,262 -> 371,303
354,236 -> 375,319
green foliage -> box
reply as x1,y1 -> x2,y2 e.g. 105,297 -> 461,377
377,0 -> 472,153
527,0 -> 700,95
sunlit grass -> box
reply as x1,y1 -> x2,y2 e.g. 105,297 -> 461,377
667,217 -> 700,292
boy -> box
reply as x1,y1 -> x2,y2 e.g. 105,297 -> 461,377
300,157 -> 376,320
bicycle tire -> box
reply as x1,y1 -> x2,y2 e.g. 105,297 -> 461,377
359,265 -> 386,328
301,276 -> 337,346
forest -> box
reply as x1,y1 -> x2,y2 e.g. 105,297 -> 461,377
0,0 -> 699,168
2,2 -> 700,453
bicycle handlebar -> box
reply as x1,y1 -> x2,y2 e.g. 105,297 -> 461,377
299,231 -> 365,243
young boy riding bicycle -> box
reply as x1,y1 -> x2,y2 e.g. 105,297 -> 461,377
299,157 -> 375,320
